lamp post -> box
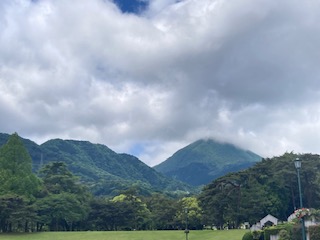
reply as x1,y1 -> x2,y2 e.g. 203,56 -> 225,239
184,207 -> 189,240
294,157 -> 307,240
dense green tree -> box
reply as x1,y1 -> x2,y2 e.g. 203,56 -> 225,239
86,196 -> 138,231
0,194 -> 37,232
298,154 -> 320,208
0,133 -> 41,232
175,197 -> 203,230
36,192 -> 89,231
39,162 -> 87,195
0,133 -> 41,197
36,162 -> 91,231
199,172 -> 244,228
111,192 -> 151,230
86,198 -> 117,230
146,193 -> 178,230
199,153 -> 320,228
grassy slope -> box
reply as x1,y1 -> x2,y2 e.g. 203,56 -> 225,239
0,230 -> 248,240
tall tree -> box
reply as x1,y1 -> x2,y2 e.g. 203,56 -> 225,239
146,193 -> 178,230
176,196 -> 203,230
36,162 -> 91,231
0,133 -> 41,232
111,192 -> 151,230
199,172 -> 243,228
0,133 -> 41,197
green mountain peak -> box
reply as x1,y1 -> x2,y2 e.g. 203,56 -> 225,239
154,138 -> 261,186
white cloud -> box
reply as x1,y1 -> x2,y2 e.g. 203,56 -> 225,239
1,0 -> 320,166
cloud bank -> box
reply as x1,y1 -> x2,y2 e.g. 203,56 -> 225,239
1,0 -> 320,166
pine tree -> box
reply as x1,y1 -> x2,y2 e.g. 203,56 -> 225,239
36,162 -> 91,231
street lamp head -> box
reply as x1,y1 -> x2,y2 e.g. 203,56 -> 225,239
294,157 -> 302,169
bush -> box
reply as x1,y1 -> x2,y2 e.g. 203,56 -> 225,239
242,232 -> 253,240
292,224 -> 303,240
279,229 -> 290,240
264,223 -> 293,240
252,230 -> 262,240
309,225 -> 320,240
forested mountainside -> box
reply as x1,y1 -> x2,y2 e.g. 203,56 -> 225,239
2,133 -> 320,233
0,133 -> 193,196
154,139 -> 262,186
199,152 -> 320,227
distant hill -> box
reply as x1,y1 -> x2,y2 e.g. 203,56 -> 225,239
153,139 -> 262,186
0,133 -> 193,197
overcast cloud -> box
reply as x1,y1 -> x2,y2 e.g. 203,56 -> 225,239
1,0 -> 320,166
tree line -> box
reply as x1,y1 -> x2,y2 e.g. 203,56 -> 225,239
2,133 -> 320,233
199,152 -> 320,229
0,133 -> 202,232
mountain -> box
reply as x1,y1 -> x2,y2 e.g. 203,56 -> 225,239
0,133 -> 193,197
154,139 -> 262,186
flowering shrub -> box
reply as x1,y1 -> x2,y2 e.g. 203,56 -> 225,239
294,208 -> 310,219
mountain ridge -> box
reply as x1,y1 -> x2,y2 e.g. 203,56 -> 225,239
154,138 -> 262,186
0,133 -> 193,197
0,133 -> 262,194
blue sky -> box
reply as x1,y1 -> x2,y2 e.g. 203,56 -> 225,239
113,0 -> 148,14
1,0 -> 320,166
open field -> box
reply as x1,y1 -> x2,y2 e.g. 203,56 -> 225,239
0,230 -> 248,240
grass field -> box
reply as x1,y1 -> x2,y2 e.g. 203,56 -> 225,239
0,230 -> 248,240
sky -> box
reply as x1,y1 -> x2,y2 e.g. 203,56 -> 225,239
1,0 -> 320,166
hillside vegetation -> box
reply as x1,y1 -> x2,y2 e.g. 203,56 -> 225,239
0,133 -> 192,197
154,139 -> 261,186
199,152 -> 320,228
0,133 -> 201,232
1,133 -> 319,235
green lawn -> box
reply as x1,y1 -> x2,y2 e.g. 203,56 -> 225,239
0,230 -> 248,240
